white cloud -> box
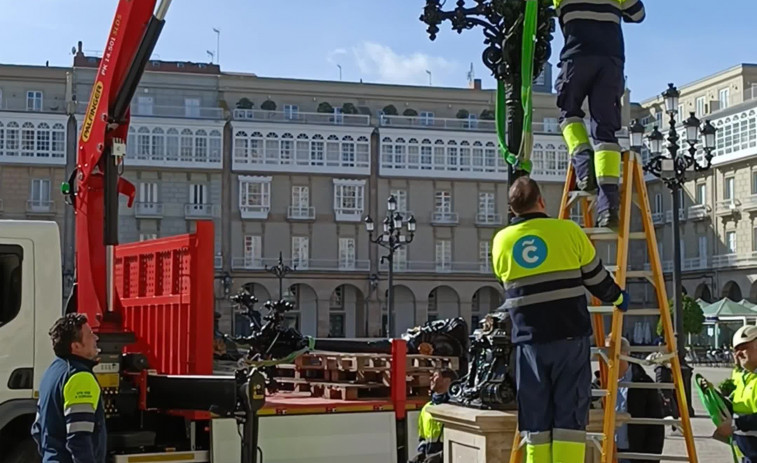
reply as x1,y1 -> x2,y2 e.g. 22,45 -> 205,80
347,42 -> 457,86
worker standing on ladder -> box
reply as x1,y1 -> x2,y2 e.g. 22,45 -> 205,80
553,0 -> 646,228
492,177 -> 629,463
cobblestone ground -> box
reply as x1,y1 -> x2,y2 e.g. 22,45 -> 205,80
660,365 -> 734,462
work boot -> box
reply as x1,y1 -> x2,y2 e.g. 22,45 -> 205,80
571,149 -> 597,193
596,209 -> 619,229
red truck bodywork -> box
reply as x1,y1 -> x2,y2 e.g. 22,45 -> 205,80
114,222 -> 214,376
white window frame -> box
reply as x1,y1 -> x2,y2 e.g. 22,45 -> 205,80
243,235 -> 262,268
26,91 -> 43,112
390,189 -> 408,214
719,88 -> 730,110
393,246 -> 407,271
420,111 -> 434,126
139,182 -> 159,203
435,240 -> 452,272
654,193 -> 663,213
289,185 -> 313,219
543,117 -> 559,133
184,98 -> 201,118
189,183 -> 206,205
239,175 -> 271,219
726,231 -> 737,254
477,192 -> 496,221
696,183 -> 706,205
725,176 -> 735,200
695,96 -> 706,117
139,233 -> 158,242
284,105 -> 299,120
29,178 -> 51,211
333,178 -> 365,222
338,238 -> 356,270
479,241 -> 491,273
136,96 -> 154,115
752,171 -> 757,195
292,236 -> 309,269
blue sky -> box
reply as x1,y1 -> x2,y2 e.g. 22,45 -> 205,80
0,0 -> 753,102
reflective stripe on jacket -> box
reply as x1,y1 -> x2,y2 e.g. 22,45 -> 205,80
553,0 -> 645,61
31,356 -> 107,463
492,212 -> 622,344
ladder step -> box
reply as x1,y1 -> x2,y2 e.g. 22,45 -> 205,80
629,346 -> 670,353
625,417 -> 682,426
587,306 -> 661,315
615,452 -> 689,461
585,432 -> 605,441
584,228 -> 647,240
592,389 -> 609,398
619,382 -> 676,390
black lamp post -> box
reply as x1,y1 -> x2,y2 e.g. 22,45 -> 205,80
631,83 -> 717,416
420,0 -> 555,216
364,196 -> 416,337
265,251 -> 296,300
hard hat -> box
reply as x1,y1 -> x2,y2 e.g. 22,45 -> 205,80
733,325 -> 757,348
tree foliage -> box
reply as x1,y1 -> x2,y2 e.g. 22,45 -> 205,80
656,294 -> 705,337
260,99 -> 276,111
341,103 -> 359,114
236,97 -> 254,109
480,109 -> 495,120
382,104 -> 398,116
456,109 -> 470,119
403,108 -> 418,117
317,102 -> 334,113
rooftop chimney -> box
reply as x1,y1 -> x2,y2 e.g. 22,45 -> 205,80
473,79 -> 482,90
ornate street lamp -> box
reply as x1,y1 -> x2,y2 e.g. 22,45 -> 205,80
364,196 -> 416,337
635,83 -> 717,415
420,0 -> 555,192
265,251 -> 296,300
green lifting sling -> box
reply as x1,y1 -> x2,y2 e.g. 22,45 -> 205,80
694,373 -> 739,463
496,0 -> 538,174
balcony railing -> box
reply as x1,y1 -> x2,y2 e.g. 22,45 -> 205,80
475,213 -> 503,226
712,252 -> 757,268
134,202 -> 164,218
233,109 -> 370,127
215,254 -> 223,268
741,195 -> 757,212
687,204 -> 710,220
232,257 -> 264,270
76,101 -> 224,119
652,212 -> 665,225
185,203 -> 219,218
715,199 -> 739,216
287,206 -> 316,220
232,257 -> 370,272
643,261 -> 674,273
431,211 -> 459,225
666,209 -> 686,223
0,101 -> 67,114
334,208 -> 363,222
380,261 -> 488,274
683,257 -> 709,271
26,200 -> 54,214
240,205 -> 270,220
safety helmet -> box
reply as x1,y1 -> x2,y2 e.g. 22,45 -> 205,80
733,325 -> 757,349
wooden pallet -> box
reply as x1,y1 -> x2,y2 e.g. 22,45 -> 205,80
275,378 -> 390,400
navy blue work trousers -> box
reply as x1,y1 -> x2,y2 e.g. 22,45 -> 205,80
555,55 -> 625,145
516,336 -> 592,432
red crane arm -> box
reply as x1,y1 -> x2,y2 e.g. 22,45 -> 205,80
72,0 -> 166,330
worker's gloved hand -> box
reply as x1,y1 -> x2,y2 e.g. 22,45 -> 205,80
614,290 -> 630,312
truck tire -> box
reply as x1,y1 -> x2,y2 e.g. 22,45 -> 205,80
5,437 -> 40,463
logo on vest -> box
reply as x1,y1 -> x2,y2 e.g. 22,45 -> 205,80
513,235 -> 548,269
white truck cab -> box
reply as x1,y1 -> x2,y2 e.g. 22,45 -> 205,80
0,220 -> 60,461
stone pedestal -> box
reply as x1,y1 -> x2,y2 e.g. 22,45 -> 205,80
426,405 -> 630,463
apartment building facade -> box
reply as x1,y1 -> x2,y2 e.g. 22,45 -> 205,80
4,45 -> 658,339
632,64 -> 757,307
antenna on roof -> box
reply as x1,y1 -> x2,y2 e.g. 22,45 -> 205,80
467,63 -> 475,88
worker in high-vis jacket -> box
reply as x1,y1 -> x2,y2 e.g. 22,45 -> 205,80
715,325 -> 757,461
492,177 -> 629,463
32,313 -> 106,463
412,368 -> 457,463
553,0 -> 646,228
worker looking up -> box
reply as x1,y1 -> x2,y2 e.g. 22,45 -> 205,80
714,325 -> 757,461
412,368 -> 457,463
492,177 -> 629,463
553,0 -> 646,228
32,313 -> 106,463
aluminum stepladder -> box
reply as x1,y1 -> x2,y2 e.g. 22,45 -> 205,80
508,150 -> 698,463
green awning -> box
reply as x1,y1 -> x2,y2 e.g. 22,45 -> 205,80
702,298 -> 757,319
